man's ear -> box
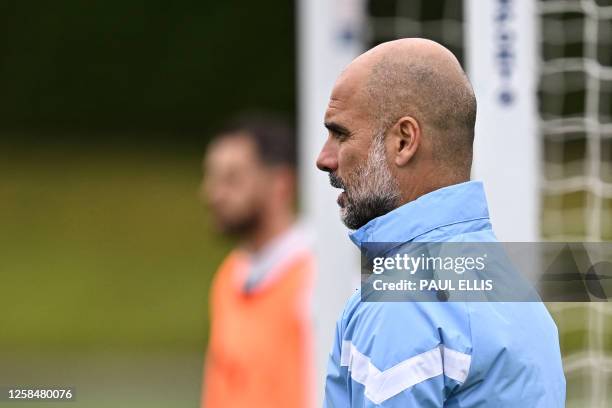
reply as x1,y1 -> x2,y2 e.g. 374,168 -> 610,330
388,116 -> 421,167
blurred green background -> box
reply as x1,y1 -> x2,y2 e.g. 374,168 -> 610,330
0,0 -> 295,132
0,1 -> 294,407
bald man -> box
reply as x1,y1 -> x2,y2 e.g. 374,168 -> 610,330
317,39 -> 565,407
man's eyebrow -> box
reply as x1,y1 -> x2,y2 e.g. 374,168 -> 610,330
324,121 -> 350,135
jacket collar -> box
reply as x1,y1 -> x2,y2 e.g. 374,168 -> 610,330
349,181 -> 490,246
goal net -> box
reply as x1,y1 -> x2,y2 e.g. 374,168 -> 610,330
538,0 -> 612,406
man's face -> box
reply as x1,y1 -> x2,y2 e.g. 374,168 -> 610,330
202,134 -> 269,235
316,72 -> 401,230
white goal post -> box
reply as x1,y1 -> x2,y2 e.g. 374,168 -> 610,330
297,0 -> 365,404
466,0 -> 540,242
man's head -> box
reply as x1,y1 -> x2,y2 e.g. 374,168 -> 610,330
202,114 -> 296,236
316,38 -> 477,229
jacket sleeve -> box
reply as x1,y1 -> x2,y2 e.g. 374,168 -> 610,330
360,375 -> 454,407
346,302 -> 472,407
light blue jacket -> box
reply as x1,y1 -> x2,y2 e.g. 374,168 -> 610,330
324,181 -> 566,407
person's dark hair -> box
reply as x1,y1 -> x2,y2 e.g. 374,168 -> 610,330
211,112 -> 296,168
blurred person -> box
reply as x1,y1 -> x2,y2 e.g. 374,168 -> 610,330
200,114 -> 314,408
316,39 -> 565,407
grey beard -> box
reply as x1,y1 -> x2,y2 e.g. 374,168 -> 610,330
330,134 -> 401,230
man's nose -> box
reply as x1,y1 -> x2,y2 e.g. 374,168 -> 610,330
316,140 -> 338,173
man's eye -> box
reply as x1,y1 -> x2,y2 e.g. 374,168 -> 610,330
332,131 -> 349,141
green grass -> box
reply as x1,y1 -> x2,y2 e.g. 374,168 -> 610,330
0,142 -> 232,351
0,350 -> 203,408
0,141 -> 232,406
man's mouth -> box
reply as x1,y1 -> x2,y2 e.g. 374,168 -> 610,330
329,173 -> 348,208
